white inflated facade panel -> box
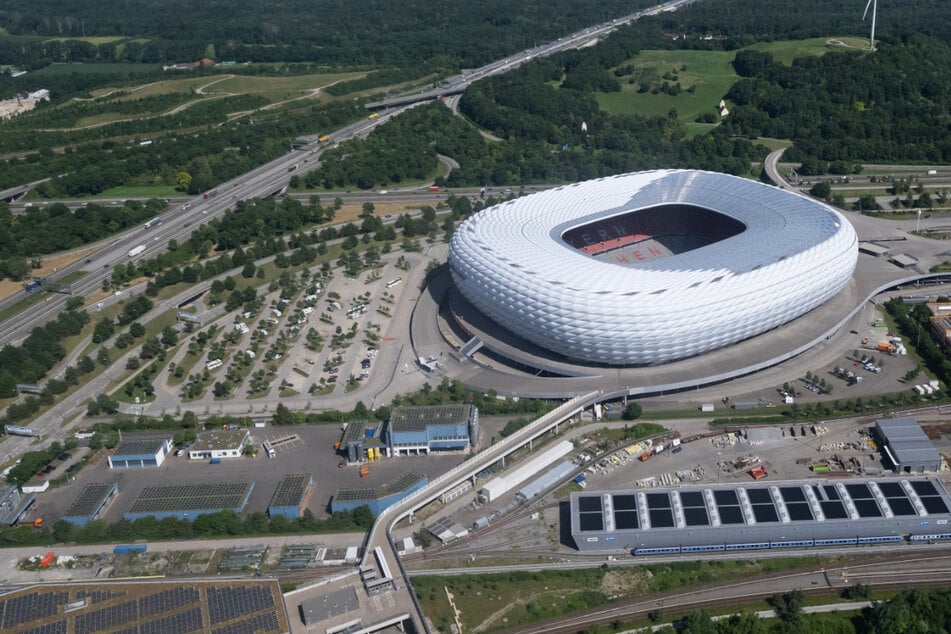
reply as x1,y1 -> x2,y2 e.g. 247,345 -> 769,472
449,170 -> 858,365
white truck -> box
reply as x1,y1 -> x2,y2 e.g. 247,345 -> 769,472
128,245 -> 146,258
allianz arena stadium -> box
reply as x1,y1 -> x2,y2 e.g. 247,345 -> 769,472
448,170 -> 858,366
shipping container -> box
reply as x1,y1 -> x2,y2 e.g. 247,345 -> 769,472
113,544 -> 147,555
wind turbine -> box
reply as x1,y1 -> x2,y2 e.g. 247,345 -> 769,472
863,0 -> 877,51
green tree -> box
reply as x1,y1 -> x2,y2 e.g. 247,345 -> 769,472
176,171 -> 192,193
622,402 -> 643,420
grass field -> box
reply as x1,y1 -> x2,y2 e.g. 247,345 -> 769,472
748,36 -> 870,64
596,50 -> 737,124
93,71 -> 365,105
597,37 -> 860,128
45,36 -> 128,45
99,185 -> 180,198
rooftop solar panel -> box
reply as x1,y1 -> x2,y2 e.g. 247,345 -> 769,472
846,484 -> 873,499
646,493 -> 671,508
714,490 -> 738,505
614,510 -> 638,529
684,507 -> 709,526
612,494 -> 637,511
579,514 -> 604,532
820,501 -> 848,519
649,509 -> 674,528
877,482 -> 905,497
718,506 -> 745,524
853,499 -> 883,517
752,504 -> 779,523
578,496 -> 602,513
887,498 -> 916,516
921,496 -> 950,514
746,488 -> 772,504
911,481 -> 939,496
822,485 -> 841,500
780,487 -> 806,503
786,502 -> 813,521
679,491 -> 704,507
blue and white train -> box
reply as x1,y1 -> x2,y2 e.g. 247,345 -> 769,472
631,532 -> 951,556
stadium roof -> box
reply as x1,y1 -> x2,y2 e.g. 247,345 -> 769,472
449,170 -> 858,365
390,405 -> 473,432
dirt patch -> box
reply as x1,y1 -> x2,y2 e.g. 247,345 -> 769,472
600,568 -> 652,596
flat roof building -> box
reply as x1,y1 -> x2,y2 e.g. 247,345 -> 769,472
188,429 -> 250,460
268,474 -> 313,519
108,436 -> 172,469
570,477 -> 951,552
331,471 -> 428,515
0,485 -> 35,526
124,481 -> 254,521
63,482 -> 118,527
385,404 -> 478,456
874,418 -> 943,474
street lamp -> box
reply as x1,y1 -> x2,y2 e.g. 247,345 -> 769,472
916,209 -> 922,234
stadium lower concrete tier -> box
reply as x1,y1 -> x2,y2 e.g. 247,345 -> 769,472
450,170 -> 858,366
570,477 -> 951,553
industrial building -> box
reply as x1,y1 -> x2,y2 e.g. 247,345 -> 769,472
480,440 -> 573,502
62,482 -> 118,527
0,485 -> 35,526
385,404 -> 479,456
331,471 -> 428,515
187,429 -> 250,460
874,418 -> 943,474
267,474 -> 313,519
124,481 -> 254,521
516,460 -> 576,503
339,420 -> 385,463
570,477 -> 951,552
108,436 -> 172,468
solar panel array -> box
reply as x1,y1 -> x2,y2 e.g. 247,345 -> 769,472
0,582 -> 286,634
335,471 -> 425,502
63,483 -> 116,519
270,474 -> 311,508
208,585 -> 276,624
0,591 -> 68,629
21,620 -> 67,634
212,611 -> 280,634
128,481 -> 253,513
576,479 -> 951,533
390,405 -> 472,432
111,438 -> 168,457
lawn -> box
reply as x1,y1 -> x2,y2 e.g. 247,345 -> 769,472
747,36 -> 870,64
596,50 -> 737,125
99,185 -> 180,198
596,37 -> 862,128
93,71 -> 365,105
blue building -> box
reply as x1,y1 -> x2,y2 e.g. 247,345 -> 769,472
385,405 -> 478,456
268,474 -> 313,519
331,471 -> 428,515
108,436 -> 172,468
123,481 -> 254,522
63,483 -> 118,527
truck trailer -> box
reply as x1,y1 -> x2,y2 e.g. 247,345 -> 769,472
128,245 -> 146,258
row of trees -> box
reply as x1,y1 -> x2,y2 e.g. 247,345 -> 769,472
661,587 -> 951,633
